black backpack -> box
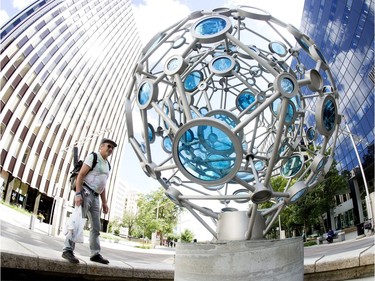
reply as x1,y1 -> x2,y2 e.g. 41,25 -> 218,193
69,152 -> 111,191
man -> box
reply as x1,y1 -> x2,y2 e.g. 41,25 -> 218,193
62,138 -> 117,264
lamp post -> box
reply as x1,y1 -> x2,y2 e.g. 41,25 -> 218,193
343,118 -> 373,223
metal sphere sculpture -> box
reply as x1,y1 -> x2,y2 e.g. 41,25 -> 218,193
125,6 -> 340,241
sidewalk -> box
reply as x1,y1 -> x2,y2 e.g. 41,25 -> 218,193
1,203 -> 374,280
0,203 -> 173,254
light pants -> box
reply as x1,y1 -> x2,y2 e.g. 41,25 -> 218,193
63,188 -> 101,258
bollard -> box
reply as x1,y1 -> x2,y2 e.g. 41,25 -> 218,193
29,215 -> 35,230
338,232 -> 345,241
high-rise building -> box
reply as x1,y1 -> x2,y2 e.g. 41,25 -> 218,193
0,0 -> 142,233
298,0 -> 374,230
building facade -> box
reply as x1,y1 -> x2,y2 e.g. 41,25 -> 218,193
0,0 -> 142,234
299,0 -> 374,230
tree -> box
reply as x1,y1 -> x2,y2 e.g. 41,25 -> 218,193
180,229 -> 194,243
135,187 -> 180,244
122,211 -> 137,237
290,160 -> 348,235
108,217 -> 121,234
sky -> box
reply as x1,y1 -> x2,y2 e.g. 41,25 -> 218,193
1,0 -> 304,195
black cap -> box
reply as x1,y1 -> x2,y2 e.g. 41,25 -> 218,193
101,138 -> 118,147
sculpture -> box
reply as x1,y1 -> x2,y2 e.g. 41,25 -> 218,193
125,6 -> 340,241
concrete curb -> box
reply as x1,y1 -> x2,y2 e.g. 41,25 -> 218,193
2,244 -> 374,280
0,236 -> 174,281
304,245 -> 374,280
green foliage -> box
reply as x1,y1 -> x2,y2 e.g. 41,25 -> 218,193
263,159 -> 349,237
286,160 -> 348,235
122,211 -> 137,236
108,217 -> 121,233
304,241 -> 317,247
180,229 -> 194,243
135,187 -> 180,241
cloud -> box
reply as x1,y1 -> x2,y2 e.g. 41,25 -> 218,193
13,0 -> 34,10
223,0 -> 304,28
132,0 -> 191,45
0,10 -> 10,26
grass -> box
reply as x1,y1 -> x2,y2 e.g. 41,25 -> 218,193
136,245 -> 152,249
1,200 -> 33,216
304,241 -> 317,247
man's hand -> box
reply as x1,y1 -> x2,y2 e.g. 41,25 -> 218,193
102,202 -> 109,214
75,195 -> 83,206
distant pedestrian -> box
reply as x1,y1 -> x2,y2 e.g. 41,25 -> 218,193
326,229 -> 334,244
62,138 -> 117,264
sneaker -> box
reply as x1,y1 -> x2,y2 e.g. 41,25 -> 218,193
62,250 -> 79,263
90,254 -> 109,264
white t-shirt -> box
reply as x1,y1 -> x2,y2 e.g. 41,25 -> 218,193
83,152 -> 110,194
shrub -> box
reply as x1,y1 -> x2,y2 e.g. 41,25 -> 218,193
304,241 -> 317,247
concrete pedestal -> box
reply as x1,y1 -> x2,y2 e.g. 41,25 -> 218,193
175,237 -> 303,281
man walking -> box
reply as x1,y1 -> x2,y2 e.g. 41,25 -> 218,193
62,138 -> 117,264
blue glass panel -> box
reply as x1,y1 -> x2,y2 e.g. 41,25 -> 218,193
317,157 -> 327,171
291,95 -> 301,109
140,142 -> 146,154
306,127 -> 315,141
230,171 -> 254,183
323,99 -> 336,132
138,82 -> 151,105
147,126 -> 154,142
162,136 -> 172,153
279,142 -> 289,156
198,125 -> 234,153
195,17 -> 227,36
323,85 -> 333,94
270,42 -> 287,56
177,124 -> 236,181
281,155 -> 303,177
184,71 -> 203,92
271,98 -> 281,115
199,107 -> 209,116
296,37 -> 310,52
285,102 -> 295,123
163,103 -> 170,115
237,91 -> 256,112
208,154 -> 231,170
281,77 -> 294,94
254,160 -> 265,171
314,46 -> 327,64
290,188 -> 306,202
182,129 -> 194,142
167,58 -> 179,71
212,57 -> 232,71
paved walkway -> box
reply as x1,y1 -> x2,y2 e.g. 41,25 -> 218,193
1,203 -> 374,280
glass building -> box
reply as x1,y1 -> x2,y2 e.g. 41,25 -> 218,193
299,0 -> 374,229
0,0 -> 142,233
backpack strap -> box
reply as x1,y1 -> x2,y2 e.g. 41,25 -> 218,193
90,152 -> 98,171
90,152 -> 110,171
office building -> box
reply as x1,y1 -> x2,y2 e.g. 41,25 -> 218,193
0,0 -> 142,233
299,0 -> 374,229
